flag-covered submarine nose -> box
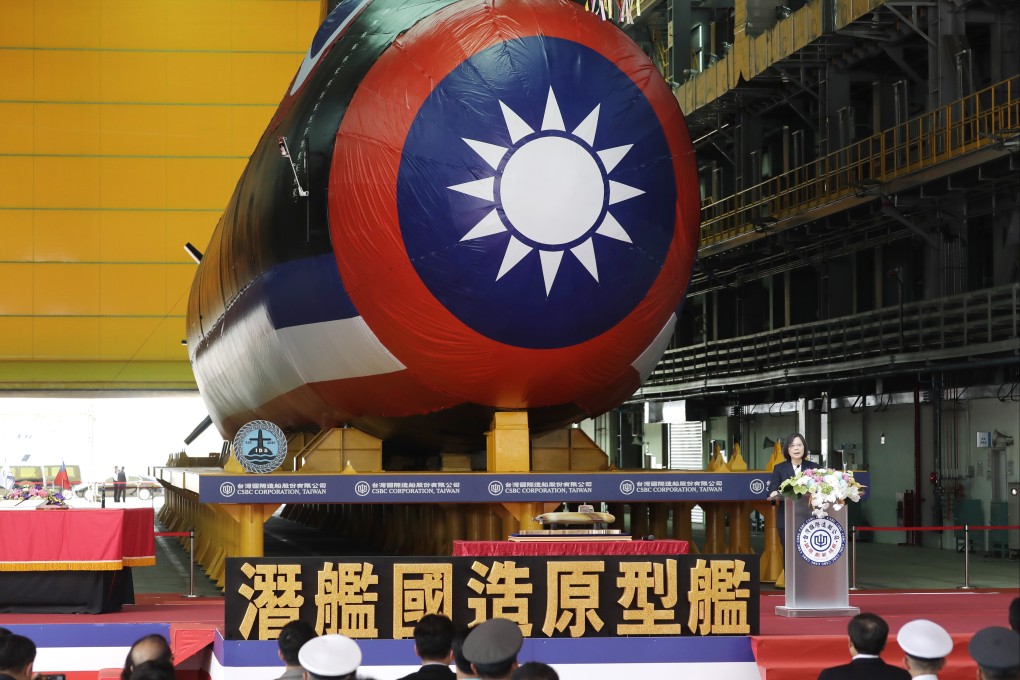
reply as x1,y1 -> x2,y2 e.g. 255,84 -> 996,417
186,0 -> 700,452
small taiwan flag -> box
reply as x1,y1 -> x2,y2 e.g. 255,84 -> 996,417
53,461 -> 71,490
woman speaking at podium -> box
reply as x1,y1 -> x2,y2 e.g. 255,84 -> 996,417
768,433 -> 820,548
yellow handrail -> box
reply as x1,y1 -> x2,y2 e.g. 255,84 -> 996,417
700,76 -> 1019,247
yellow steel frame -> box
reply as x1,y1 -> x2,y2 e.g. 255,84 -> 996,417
700,76 -> 1020,249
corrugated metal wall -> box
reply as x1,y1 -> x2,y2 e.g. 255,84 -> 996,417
668,421 -> 705,523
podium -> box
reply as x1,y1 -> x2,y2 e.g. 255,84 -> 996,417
776,497 -> 860,617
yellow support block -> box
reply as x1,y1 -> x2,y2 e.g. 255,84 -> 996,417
486,411 -> 530,472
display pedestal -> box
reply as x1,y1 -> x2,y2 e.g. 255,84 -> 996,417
776,497 -> 859,618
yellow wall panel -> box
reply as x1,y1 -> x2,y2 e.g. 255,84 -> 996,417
34,263 -> 101,315
162,316 -> 189,357
0,52 -> 35,101
5,0 -> 322,382
99,316 -> 172,359
100,0 -> 168,50
34,0 -> 101,49
33,317 -> 100,358
101,212 -> 167,262
100,158 -> 167,209
100,52 -> 168,103
231,54 -> 302,104
0,104 -> 35,155
0,3 -> 34,48
0,158 -> 35,208
166,158 -> 245,209
100,105 -> 168,156
33,211 -> 101,262
230,106 -> 275,156
0,264 -> 34,315
0,318 -> 33,357
166,213 -> 217,263
34,157 -> 101,209
34,51 -> 101,102
165,265 -> 196,312
166,0 -> 232,51
3,211 -> 35,262
231,1 -> 308,52
166,53 -> 233,104
100,264 -> 166,315
33,104 -> 102,156
166,106 -> 234,157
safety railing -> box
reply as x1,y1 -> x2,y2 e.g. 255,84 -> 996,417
644,283 -> 1019,393
850,524 -> 1020,590
700,76 -> 1019,248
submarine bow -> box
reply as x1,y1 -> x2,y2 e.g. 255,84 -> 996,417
187,0 -> 700,451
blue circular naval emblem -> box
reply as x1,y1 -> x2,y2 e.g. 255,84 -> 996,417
796,516 -> 847,566
397,37 -> 677,349
233,420 -> 288,474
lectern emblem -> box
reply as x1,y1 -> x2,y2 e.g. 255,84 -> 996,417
796,516 -> 846,566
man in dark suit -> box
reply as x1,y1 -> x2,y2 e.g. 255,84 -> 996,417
768,432 -> 821,548
397,614 -> 456,680
117,465 -> 128,503
818,613 -> 911,680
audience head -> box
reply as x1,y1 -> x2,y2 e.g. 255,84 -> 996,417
462,618 -> 523,679
897,619 -> 952,675
0,628 -> 10,638
122,634 -> 173,680
968,626 -> 1020,680
783,433 -> 807,461
0,634 -> 36,680
847,612 -> 890,655
413,613 -> 456,663
277,619 -> 317,667
452,625 -> 475,678
128,659 -> 176,680
298,634 -> 361,680
510,661 -> 558,680
1009,596 -> 1020,633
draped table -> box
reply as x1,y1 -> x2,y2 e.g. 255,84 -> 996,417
0,507 -> 156,613
453,539 -> 689,556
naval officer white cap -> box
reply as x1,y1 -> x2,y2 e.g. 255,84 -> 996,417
897,619 -> 953,659
298,633 -> 362,677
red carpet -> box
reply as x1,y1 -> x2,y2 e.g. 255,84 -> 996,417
754,589 -> 1019,680
0,593 -> 224,625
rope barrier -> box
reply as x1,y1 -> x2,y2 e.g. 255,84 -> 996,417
153,531 -> 191,538
855,524 -> 1020,532
850,523 -> 1019,590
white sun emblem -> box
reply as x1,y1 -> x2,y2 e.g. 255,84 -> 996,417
447,87 -> 645,295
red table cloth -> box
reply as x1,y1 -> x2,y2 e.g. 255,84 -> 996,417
0,507 -> 156,571
453,539 -> 689,556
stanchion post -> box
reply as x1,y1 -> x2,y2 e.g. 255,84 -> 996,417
850,526 -> 860,590
182,529 -> 198,599
957,524 -> 973,590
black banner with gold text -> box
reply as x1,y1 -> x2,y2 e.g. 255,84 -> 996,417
225,554 -> 759,641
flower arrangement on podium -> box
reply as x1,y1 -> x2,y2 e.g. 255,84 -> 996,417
4,485 -> 69,508
778,469 -> 865,518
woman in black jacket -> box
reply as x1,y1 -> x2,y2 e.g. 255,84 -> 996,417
767,432 -> 820,549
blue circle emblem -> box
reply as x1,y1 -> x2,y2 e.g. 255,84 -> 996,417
397,37 -> 677,349
233,420 -> 288,474
796,516 -> 847,566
